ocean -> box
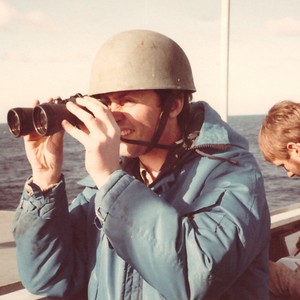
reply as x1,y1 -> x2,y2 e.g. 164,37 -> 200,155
0,115 -> 298,211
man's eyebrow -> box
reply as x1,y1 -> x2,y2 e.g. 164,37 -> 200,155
103,92 -> 130,101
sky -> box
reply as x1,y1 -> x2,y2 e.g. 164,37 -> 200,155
1,0 -> 300,123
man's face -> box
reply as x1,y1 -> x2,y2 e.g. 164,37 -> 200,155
102,90 -> 163,157
273,143 -> 300,177
273,158 -> 300,177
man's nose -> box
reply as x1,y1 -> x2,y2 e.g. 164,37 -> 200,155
109,102 -> 121,112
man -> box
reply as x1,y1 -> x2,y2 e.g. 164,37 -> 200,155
13,30 -> 270,299
259,100 -> 300,177
259,100 -> 300,299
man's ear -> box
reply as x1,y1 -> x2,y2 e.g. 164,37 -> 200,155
169,94 -> 184,118
287,142 -> 300,155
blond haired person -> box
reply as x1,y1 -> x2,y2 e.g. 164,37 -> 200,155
259,100 -> 300,299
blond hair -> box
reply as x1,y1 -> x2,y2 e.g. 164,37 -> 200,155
258,100 -> 300,162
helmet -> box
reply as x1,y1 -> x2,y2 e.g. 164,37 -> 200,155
89,30 -> 196,95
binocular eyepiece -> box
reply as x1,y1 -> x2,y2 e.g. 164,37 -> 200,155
7,93 -> 84,137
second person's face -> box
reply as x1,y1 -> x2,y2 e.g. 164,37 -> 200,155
273,157 -> 300,177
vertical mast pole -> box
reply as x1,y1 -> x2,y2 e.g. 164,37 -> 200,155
220,0 -> 230,121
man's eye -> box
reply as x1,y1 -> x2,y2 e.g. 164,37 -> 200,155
281,165 -> 288,172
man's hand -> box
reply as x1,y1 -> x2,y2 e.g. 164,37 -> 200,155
62,96 -> 121,189
24,99 -> 64,190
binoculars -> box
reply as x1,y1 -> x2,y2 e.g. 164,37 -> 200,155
7,93 -> 84,137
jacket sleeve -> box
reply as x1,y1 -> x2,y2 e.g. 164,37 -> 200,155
95,162 -> 270,299
13,177 -> 87,298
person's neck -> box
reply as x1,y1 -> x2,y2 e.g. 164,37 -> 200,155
140,123 -> 182,178
139,148 -> 168,176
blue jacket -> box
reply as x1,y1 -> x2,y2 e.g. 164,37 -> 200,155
13,101 -> 270,300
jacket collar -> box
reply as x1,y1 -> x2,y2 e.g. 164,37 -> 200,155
77,175 -> 96,188
187,101 -> 248,150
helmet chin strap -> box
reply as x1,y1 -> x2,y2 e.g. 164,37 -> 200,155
120,137 -> 176,150
120,92 -> 178,153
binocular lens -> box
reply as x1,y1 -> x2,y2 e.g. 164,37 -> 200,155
7,108 -> 34,137
33,106 -> 49,136
7,110 -> 21,137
